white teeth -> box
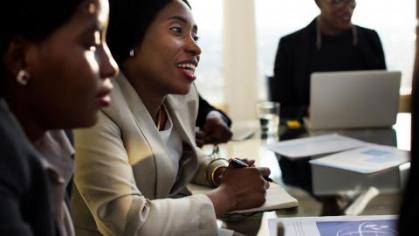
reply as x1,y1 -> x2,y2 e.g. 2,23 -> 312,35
177,63 -> 196,72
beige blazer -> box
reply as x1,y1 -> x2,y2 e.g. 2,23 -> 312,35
72,75 -> 226,236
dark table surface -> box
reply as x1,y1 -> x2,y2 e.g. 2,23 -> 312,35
208,113 -> 410,236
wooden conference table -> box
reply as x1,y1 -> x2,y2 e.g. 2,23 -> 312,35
202,113 -> 411,236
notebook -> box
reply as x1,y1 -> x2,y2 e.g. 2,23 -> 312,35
188,182 -> 298,214
305,70 -> 401,130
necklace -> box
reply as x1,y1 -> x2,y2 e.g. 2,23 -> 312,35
316,16 -> 358,50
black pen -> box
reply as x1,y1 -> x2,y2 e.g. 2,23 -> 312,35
229,158 -> 273,182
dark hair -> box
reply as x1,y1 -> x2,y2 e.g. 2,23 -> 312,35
107,0 -> 191,66
0,0 -> 84,95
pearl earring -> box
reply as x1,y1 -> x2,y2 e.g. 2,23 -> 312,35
129,49 -> 135,57
16,70 -> 30,86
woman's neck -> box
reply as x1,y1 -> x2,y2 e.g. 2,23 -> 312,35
124,73 -> 166,123
317,17 -> 349,36
138,87 -> 165,119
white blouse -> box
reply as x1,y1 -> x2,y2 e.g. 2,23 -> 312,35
158,107 -> 183,179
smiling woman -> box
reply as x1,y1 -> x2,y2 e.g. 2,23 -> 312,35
72,0 -> 270,235
123,0 -> 201,99
257,0 -> 415,97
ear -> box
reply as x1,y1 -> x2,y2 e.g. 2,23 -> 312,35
3,37 -> 33,79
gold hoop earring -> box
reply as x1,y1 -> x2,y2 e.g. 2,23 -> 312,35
16,70 -> 30,86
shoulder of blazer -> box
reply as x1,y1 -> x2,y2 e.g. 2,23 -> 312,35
354,25 -> 386,69
355,25 -> 382,47
100,76 -> 135,131
280,19 -> 316,47
0,102 -> 41,190
0,101 -> 56,235
355,25 -> 379,36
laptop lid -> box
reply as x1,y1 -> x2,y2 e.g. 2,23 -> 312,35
306,70 -> 401,130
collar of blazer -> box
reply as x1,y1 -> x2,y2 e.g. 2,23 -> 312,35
103,73 -> 200,198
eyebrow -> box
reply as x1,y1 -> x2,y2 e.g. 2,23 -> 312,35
168,16 -> 198,32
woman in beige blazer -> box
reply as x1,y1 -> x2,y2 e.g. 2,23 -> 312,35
72,0 -> 271,235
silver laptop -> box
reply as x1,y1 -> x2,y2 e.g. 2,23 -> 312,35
305,70 -> 401,130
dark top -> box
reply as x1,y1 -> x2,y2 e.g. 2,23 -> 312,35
0,100 -> 55,236
398,77 -> 419,235
272,19 -> 386,119
196,95 -> 232,129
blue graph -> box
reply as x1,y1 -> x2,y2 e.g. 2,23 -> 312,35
316,219 -> 397,236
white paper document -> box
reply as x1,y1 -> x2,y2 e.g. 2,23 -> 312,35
231,126 -> 256,141
188,182 -> 298,214
268,215 -> 397,236
310,145 -> 410,174
265,134 -> 366,158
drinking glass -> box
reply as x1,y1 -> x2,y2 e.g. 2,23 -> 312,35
256,101 -> 280,138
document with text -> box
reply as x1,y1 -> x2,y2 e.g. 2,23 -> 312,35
265,133 -> 367,158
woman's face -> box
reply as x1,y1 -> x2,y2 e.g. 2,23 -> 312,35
25,0 -> 118,129
318,0 -> 356,33
127,0 -> 201,96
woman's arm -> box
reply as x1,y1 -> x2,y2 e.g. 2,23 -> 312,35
73,111 -> 218,236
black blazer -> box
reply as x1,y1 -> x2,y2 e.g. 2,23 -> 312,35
398,68 -> 419,235
272,19 -> 386,118
196,95 -> 232,129
0,101 -> 55,236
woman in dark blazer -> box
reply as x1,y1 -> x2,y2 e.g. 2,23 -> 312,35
272,0 -> 386,119
0,100 -> 55,235
0,0 -> 118,235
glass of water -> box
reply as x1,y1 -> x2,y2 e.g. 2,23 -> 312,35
256,101 -> 280,138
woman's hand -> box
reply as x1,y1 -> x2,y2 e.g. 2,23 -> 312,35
207,165 -> 270,217
235,158 -> 255,167
196,115 -> 233,147
212,158 -> 255,187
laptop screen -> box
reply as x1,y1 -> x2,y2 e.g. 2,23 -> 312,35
307,70 -> 401,130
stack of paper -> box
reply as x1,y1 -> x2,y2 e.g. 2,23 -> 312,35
188,182 -> 298,214
264,133 -> 410,194
310,144 -> 410,174
310,144 -> 410,195
265,134 -> 367,159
